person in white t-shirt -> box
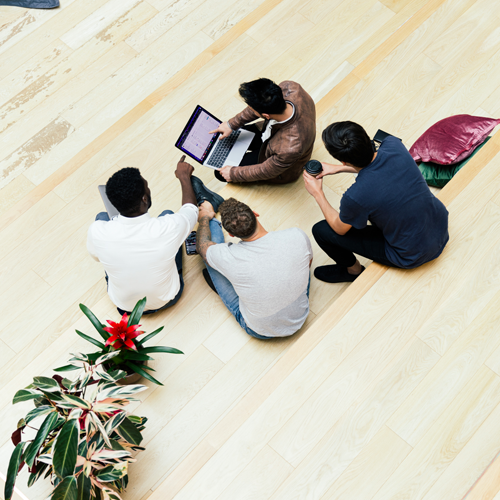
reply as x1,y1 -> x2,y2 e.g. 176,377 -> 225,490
87,156 -> 199,314
196,197 -> 313,339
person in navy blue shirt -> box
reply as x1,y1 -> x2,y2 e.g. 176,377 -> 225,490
304,121 -> 449,283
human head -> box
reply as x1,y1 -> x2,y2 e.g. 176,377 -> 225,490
322,121 -> 374,168
238,78 -> 287,116
105,167 -> 150,216
219,198 -> 257,239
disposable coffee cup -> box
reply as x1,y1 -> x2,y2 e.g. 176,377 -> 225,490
304,160 -> 323,176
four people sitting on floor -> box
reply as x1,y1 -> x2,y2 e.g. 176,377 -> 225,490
87,79 -> 450,338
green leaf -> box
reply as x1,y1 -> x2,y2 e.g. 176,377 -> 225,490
96,465 -> 127,482
120,351 -> 153,362
127,415 -> 146,425
69,352 -> 90,363
79,304 -> 110,340
127,297 -> 147,327
32,376 -> 60,392
76,473 -> 91,500
136,326 -> 164,347
25,405 -> 55,424
27,462 -> 48,487
75,330 -> 105,349
60,394 -> 91,410
107,369 -> 127,381
54,364 -> 80,372
115,417 -> 143,446
53,419 -> 79,479
4,442 -> 25,500
104,412 -> 127,435
51,476 -> 77,500
109,439 -> 125,451
98,383 -> 147,400
95,351 -> 121,365
13,388 -> 40,404
126,361 -> 163,386
24,412 -> 60,467
139,346 -> 183,355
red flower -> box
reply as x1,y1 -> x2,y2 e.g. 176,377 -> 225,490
104,313 -> 143,351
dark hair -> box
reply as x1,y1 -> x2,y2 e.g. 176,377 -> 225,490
219,198 -> 257,239
106,168 -> 145,216
322,121 -> 374,168
238,78 -> 287,115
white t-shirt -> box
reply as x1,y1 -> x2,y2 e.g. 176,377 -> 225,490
206,228 -> 312,337
87,204 -> 198,311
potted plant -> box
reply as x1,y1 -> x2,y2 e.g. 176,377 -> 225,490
76,297 -> 183,385
4,352 -> 147,500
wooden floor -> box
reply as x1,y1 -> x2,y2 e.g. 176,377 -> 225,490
1,0 -> 500,498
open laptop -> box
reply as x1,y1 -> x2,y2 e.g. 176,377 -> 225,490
175,105 -> 255,170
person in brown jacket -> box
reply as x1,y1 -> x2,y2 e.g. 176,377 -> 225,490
210,79 -> 316,184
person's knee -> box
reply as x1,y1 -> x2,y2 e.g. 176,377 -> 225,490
95,212 -> 109,221
312,220 -> 328,241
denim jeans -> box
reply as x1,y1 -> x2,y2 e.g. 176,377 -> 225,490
96,210 -> 184,315
205,219 -> 273,340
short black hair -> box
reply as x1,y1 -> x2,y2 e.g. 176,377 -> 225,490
106,168 -> 145,216
238,78 -> 287,115
322,121 -> 374,168
219,198 -> 257,239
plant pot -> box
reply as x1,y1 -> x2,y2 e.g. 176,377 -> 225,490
117,362 -> 147,385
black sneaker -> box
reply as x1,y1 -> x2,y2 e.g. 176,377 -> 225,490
191,176 -> 225,212
203,268 -> 218,294
314,265 -> 365,283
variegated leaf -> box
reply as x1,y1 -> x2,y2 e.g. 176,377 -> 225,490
96,351 -> 121,365
61,394 -> 91,410
104,412 -> 127,434
37,453 -> 53,465
90,412 -> 111,448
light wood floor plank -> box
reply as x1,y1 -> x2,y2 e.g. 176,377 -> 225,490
2,1 -> 500,500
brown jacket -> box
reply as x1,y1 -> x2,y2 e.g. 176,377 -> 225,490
228,81 -> 316,184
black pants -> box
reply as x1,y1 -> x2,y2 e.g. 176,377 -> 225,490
312,220 -> 398,268
214,124 -> 263,181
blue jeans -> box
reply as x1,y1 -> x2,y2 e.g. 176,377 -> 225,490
205,219 -> 273,340
96,210 -> 184,314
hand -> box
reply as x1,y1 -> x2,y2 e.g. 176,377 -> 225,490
303,170 -> 324,198
198,201 -> 215,221
316,162 -> 343,179
175,155 -> 194,179
209,122 -> 232,140
219,166 -> 233,182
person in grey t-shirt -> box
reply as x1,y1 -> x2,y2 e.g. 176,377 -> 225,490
196,197 -> 313,339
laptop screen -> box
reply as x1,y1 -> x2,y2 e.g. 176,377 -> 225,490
175,106 -> 221,163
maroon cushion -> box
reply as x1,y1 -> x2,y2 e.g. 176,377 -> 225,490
409,114 -> 500,165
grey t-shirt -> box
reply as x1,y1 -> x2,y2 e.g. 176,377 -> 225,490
206,228 -> 313,337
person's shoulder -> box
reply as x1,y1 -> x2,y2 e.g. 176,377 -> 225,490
381,135 -> 407,152
276,227 -> 309,241
279,80 -> 297,89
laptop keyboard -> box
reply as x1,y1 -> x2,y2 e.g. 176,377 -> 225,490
208,130 -> 241,169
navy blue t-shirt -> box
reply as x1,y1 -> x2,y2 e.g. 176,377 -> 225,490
339,137 -> 449,268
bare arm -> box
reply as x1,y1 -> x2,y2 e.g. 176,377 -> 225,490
196,202 -> 217,261
303,171 -> 352,236
175,155 -> 197,206
317,162 -> 358,178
